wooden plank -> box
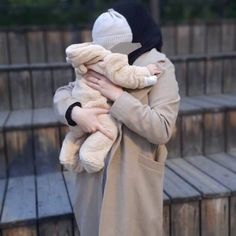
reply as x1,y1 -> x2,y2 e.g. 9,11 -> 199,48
183,96 -> 223,113
185,155 -> 236,194
38,219 -> 73,236
222,22 -> 235,52
168,157 -> 229,236
80,29 -> 92,43
33,107 -> 59,127
0,72 -> 10,111
181,114 -> 203,157
201,198 -> 229,236
0,176 -> 36,231
166,116 -> 181,159
8,31 -> 28,64
166,158 -> 230,198
197,94 -> 236,109
187,61 -> 205,96
206,24 -> 221,53
230,196 -> 236,236
205,59 -> 223,95
37,172 -> 73,235
0,111 -> 9,131
226,110 -> 236,153
33,108 -> 61,174
63,30 -> 81,48
32,69 -> 53,108
0,179 -> 7,218
208,152 -> 236,173
9,71 -> 32,110
170,201 -> 200,236
176,25 -> 190,55
33,120 -> 61,177
191,24 -> 206,54
164,167 -> 200,235
161,26 -> 176,56
0,32 -> 9,65
0,112 -> 9,179
5,110 -> 33,177
27,31 -> 46,63
164,167 -> 201,203
174,61 -> 187,97
179,99 -> 201,115
5,109 -> 32,130
1,225 -> 37,236
45,31 -> 64,62
5,129 -> 34,177
203,112 -> 225,154
0,132 -> 6,180
33,126 -> 61,175
223,58 -> 236,94
52,68 -> 74,95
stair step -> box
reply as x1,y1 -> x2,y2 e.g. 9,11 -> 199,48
185,155 -> 236,194
0,172 -> 75,235
166,157 -> 230,198
0,92 -> 235,177
166,155 -> 233,236
0,153 -> 235,235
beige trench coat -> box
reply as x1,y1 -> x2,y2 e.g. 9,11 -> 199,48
53,48 -> 180,236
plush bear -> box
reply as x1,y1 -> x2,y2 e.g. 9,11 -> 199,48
59,42 -> 162,173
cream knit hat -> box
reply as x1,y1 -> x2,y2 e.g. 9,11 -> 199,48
92,8 -> 132,50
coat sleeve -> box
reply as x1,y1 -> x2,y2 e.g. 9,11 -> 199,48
109,62 -> 181,145
53,81 -> 79,125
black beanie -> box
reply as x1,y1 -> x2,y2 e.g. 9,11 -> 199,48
111,1 -> 163,65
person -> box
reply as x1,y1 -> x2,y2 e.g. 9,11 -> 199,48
53,2 -> 180,236
60,40 -> 162,173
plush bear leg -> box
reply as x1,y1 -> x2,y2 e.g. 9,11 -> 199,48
59,131 -> 87,172
79,114 -> 118,173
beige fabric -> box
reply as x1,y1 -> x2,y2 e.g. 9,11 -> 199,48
53,48 -> 180,236
59,43 -> 159,173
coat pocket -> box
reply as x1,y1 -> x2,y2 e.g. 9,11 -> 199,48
138,153 -> 165,174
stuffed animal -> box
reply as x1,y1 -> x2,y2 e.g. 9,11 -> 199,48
59,42 -> 162,173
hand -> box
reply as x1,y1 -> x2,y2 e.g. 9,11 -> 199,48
71,106 -> 114,140
84,70 -> 124,101
146,64 -> 162,75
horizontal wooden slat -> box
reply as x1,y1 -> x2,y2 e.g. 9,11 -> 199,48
0,111 -> 9,131
166,158 -> 230,198
185,155 -> 236,195
164,167 -> 201,203
4,109 -> 32,130
208,153 -> 236,173
0,175 -> 36,229
37,172 -> 72,220
32,108 -> 59,127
